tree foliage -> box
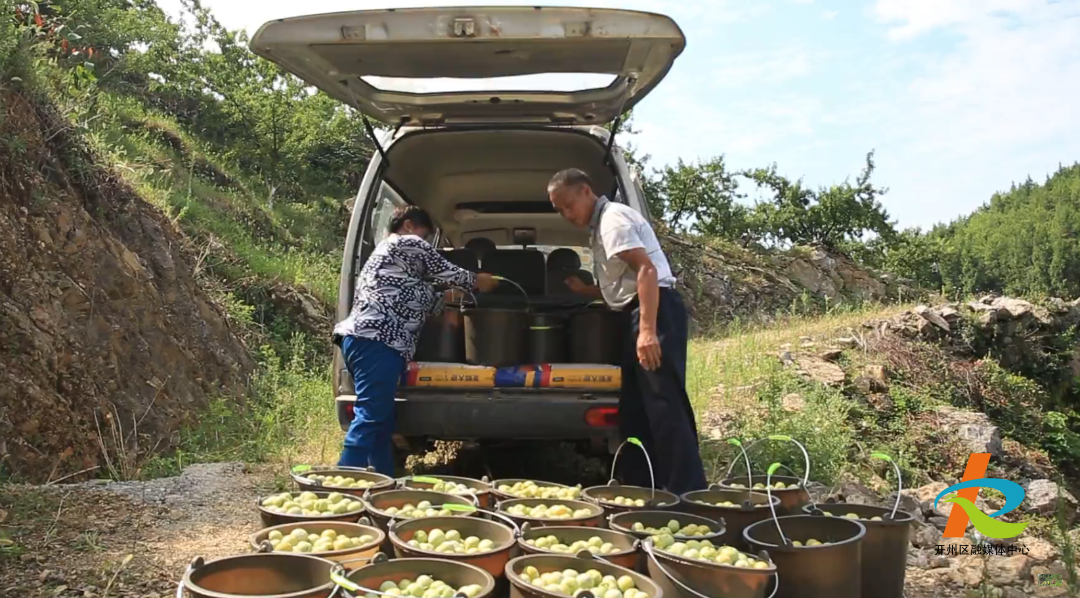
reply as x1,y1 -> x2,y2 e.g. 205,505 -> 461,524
4,0 -> 372,199
745,151 -> 894,249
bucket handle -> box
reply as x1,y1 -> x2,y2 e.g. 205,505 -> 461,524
871,452 -> 903,520
331,564 -> 472,598
439,503 -> 522,536
490,275 -> 530,307
725,438 -> 754,490
723,435 -> 811,490
763,463 -> 791,547
642,541 -> 779,598
175,556 -> 205,598
609,437 -> 656,499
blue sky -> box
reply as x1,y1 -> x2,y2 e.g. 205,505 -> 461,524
155,0 -> 1080,230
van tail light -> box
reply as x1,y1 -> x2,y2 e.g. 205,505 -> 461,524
585,407 -> 619,428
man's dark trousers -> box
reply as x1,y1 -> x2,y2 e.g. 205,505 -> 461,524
615,287 -> 708,494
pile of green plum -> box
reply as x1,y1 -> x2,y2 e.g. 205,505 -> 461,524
267,527 -> 374,553
306,474 -> 378,489
404,528 -> 499,554
517,566 -> 649,598
381,501 -> 454,519
366,576 -> 484,598
499,481 -> 582,500
525,535 -> 620,555
727,481 -> 798,490
261,492 -> 364,517
653,537 -> 769,569
629,519 -> 713,537
505,503 -> 593,520
426,479 -> 477,497
822,511 -> 884,521
599,496 -> 647,507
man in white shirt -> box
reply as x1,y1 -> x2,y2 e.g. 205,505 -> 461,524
548,168 -> 707,494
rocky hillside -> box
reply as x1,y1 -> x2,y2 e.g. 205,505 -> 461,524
664,235 -> 915,328
0,91 -> 253,482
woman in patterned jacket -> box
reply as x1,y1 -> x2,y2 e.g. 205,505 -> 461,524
333,206 -> 498,473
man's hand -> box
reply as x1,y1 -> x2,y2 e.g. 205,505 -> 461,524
637,328 -> 662,371
475,273 -> 499,293
565,275 -> 589,294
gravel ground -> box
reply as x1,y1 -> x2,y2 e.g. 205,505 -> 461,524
0,462 -> 281,598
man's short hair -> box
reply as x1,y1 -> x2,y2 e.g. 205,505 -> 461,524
548,168 -> 594,194
388,205 -> 435,233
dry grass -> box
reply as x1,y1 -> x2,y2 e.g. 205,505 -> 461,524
687,303 -> 913,413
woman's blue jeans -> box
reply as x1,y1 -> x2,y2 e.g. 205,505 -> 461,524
337,336 -> 405,475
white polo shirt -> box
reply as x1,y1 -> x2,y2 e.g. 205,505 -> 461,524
590,196 -> 676,309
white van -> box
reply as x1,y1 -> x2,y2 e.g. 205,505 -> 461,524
251,6 -> 685,457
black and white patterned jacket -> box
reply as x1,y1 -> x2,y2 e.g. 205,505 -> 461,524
334,234 -> 477,361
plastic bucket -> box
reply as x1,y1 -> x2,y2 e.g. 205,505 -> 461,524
389,516 -> 518,580
608,511 -> 725,573
743,514 -> 865,598
802,502 -> 913,598
249,521 -> 384,572
717,476 -> 809,516
400,476 -> 494,509
342,557 -> 496,598
679,488 -> 780,550
180,554 -> 337,598
517,524 -> 640,571
292,468 -> 396,498
506,554 -> 662,598
363,489 -> 477,554
257,492 -> 366,529
643,540 -> 776,598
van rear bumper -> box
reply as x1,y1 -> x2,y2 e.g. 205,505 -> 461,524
335,389 -> 620,441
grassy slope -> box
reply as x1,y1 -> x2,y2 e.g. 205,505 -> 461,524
80,94 -> 346,474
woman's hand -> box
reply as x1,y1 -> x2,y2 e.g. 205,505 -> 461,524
475,273 -> 499,293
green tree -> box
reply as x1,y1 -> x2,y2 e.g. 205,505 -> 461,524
746,151 -> 895,249
648,156 -> 748,239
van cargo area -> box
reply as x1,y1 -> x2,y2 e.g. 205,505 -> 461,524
333,126 -> 632,448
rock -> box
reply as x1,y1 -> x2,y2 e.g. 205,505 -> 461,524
834,336 -> 858,348
833,481 -> 880,505
935,406 -> 1004,458
992,297 -> 1035,319
928,555 -> 950,569
910,522 -> 941,548
939,305 -> 961,320
1023,479 -> 1078,516
781,393 -> 805,412
819,349 -> 843,362
915,304 -> 951,331
928,516 -> 950,530
1023,537 -> 1060,563
989,555 -> 1033,586
793,355 -> 846,386
800,341 -> 817,349
885,489 -> 922,519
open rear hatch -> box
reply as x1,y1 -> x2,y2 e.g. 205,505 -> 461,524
250,6 -> 685,125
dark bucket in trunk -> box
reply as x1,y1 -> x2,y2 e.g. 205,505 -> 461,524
528,313 -> 567,364
568,307 -> 622,365
464,308 -> 528,367
415,309 -> 467,363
